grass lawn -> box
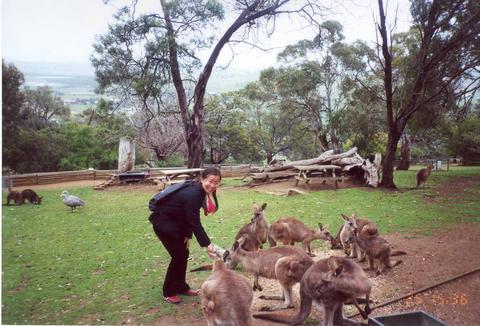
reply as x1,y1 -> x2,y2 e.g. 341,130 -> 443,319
2,166 -> 480,324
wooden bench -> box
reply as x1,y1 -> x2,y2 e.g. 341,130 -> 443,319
295,175 -> 348,191
155,177 -> 188,190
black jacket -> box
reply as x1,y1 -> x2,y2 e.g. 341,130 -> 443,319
149,182 -> 211,247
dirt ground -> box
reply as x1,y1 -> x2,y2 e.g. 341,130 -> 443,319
12,178 -> 480,325
151,222 -> 479,326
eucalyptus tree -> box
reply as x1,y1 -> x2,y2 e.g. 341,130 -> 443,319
92,0 -> 324,167
2,60 -> 26,171
240,81 -> 307,163
375,0 -> 480,188
275,20 -> 356,151
23,86 -> 70,129
446,105 -> 480,162
204,93 -> 261,164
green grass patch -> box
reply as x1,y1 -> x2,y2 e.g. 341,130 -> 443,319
2,166 -> 480,324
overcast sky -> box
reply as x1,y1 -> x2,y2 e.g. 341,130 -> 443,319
2,0 -> 412,71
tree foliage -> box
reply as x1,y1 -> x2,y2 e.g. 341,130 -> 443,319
447,110 -> 480,162
23,86 -> 70,129
204,93 -> 262,164
276,20 -> 353,151
2,60 -> 27,171
92,0 -> 323,167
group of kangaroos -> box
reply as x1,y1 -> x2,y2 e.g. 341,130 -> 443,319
199,203 -> 408,326
199,164 -> 437,325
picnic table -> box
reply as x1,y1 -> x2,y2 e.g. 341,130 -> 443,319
154,168 -> 204,190
293,164 -> 345,190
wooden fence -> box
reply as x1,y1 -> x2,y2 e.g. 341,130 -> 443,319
3,165 -> 255,188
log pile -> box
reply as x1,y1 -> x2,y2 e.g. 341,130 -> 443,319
248,147 -> 382,188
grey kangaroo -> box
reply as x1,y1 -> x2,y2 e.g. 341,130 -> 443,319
224,234 -> 313,311
6,190 -> 23,205
253,256 -> 373,326
235,203 -> 274,250
200,259 -> 253,326
347,229 -> 406,275
340,213 -> 378,260
227,203 -> 275,268
21,189 -> 43,205
416,163 -> 434,188
269,217 -> 334,256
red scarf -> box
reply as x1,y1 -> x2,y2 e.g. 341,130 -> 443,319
206,194 -> 216,214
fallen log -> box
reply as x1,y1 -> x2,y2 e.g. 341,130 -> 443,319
263,147 -> 358,172
362,153 -> 382,187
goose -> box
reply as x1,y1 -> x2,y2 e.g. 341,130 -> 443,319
61,190 -> 85,212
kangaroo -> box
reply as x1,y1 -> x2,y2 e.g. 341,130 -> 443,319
200,259 -> 253,326
253,256 -> 372,326
416,163 -> 434,188
329,224 -> 345,250
347,230 -> 406,275
224,235 -> 314,311
228,203 -> 275,268
6,190 -> 23,205
340,213 -> 378,261
269,217 -> 334,256
20,189 -> 43,205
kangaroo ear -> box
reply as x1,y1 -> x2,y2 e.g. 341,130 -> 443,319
236,234 -> 247,248
351,212 -> 357,220
318,223 -> 324,230
333,265 -> 344,277
341,214 -> 349,221
222,250 -> 230,262
261,203 -> 267,211
327,256 -> 337,270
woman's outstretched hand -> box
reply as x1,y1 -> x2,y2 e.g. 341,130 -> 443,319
207,243 -> 214,253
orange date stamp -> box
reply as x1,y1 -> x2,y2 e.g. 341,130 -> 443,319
404,291 -> 469,308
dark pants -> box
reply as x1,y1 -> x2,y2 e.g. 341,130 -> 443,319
153,225 -> 191,297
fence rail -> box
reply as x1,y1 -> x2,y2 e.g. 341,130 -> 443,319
3,165 -> 254,188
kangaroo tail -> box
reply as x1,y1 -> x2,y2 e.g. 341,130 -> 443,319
253,312 -> 292,325
391,250 -> 407,256
386,259 -> 403,268
190,264 -> 213,272
255,284 -> 312,325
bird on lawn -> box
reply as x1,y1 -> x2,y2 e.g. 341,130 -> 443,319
61,190 -> 85,212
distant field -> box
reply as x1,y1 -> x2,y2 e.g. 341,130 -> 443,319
20,61 -> 261,115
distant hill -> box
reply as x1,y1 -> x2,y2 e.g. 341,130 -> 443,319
12,60 -> 95,76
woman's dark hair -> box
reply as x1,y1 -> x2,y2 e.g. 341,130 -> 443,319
202,167 -> 222,180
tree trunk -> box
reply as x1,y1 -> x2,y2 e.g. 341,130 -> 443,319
318,133 -> 329,152
266,152 -> 273,165
380,127 -> 402,188
397,134 -> 410,170
378,0 -> 396,189
186,124 -> 203,168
